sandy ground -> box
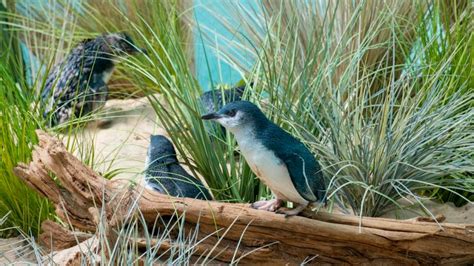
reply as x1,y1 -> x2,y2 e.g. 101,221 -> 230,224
2,96 -> 473,262
63,95 -> 168,185
382,198 -> 474,224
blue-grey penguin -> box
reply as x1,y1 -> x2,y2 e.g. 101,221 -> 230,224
201,101 -> 326,216
41,32 -> 146,127
144,135 -> 212,200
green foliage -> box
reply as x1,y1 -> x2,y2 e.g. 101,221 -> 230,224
0,0 -> 179,236
0,44 -> 54,237
412,0 -> 474,205
205,0 -> 474,216
0,2 -> 24,84
15,0 -> 192,99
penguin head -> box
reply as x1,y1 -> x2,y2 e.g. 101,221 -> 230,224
146,135 -> 177,168
201,100 -> 266,131
88,32 -> 147,57
108,32 -> 148,55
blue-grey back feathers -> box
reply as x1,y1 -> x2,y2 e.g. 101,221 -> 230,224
262,123 -> 326,202
199,83 -> 249,114
145,135 -> 212,200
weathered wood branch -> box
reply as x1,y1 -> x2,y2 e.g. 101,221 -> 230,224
14,130 -> 474,265
39,220 -> 92,252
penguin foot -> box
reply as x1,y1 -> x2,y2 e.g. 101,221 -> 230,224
276,204 -> 307,217
251,199 -> 282,212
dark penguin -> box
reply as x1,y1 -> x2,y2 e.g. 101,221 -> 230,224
199,83 -> 251,114
144,135 -> 212,200
202,101 -> 326,216
41,32 -> 146,127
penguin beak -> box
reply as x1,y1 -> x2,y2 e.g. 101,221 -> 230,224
201,113 -> 222,120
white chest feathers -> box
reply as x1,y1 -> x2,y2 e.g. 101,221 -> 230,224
233,129 -> 308,205
102,67 -> 115,84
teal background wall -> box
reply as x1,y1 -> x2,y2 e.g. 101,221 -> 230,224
193,0 -> 255,90
18,0 -> 253,90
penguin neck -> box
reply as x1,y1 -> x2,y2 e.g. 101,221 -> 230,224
91,58 -> 116,75
231,124 -> 255,142
230,122 -> 264,153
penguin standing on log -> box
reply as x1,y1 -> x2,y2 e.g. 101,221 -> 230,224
202,101 -> 326,216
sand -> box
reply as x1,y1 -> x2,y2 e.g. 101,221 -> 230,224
63,95 -> 167,185
382,197 -> 474,224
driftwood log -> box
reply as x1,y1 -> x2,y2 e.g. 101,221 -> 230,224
13,130 -> 474,265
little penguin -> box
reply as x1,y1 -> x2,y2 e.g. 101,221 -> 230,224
41,32 -> 146,127
144,135 -> 212,200
201,101 -> 326,216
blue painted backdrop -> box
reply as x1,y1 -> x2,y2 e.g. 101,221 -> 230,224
193,0 -> 248,90
19,0 -> 253,90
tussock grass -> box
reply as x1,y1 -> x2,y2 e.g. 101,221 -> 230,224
0,8 -> 252,266
0,54 -> 54,237
1,189 -> 254,264
111,2 -> 268,202
0,13 -> 55,236
0,0 -> 172,236
13,0 -> 193,99
0,0 -> 472,254
205,0 -> 474,216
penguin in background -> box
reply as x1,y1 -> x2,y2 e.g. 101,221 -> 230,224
144,134 -> 212,200
41,32 -> 146,127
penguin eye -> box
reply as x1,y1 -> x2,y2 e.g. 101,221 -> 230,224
226,109 -> 237,117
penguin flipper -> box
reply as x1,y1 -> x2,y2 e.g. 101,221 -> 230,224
170,165 -> 213,200
281,152 -> 325,203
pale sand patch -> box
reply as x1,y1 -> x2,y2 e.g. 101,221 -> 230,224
382,198 -> 474,224
62,95 -> 167,185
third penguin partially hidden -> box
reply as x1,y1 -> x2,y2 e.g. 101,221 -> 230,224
144,135 -> 212,200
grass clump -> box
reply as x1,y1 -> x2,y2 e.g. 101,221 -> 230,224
113,2 -> 267,203
210,0 -> 473,216
0,0 -> 181,235
0,0 -> 472,245
0,16 -> 52,237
